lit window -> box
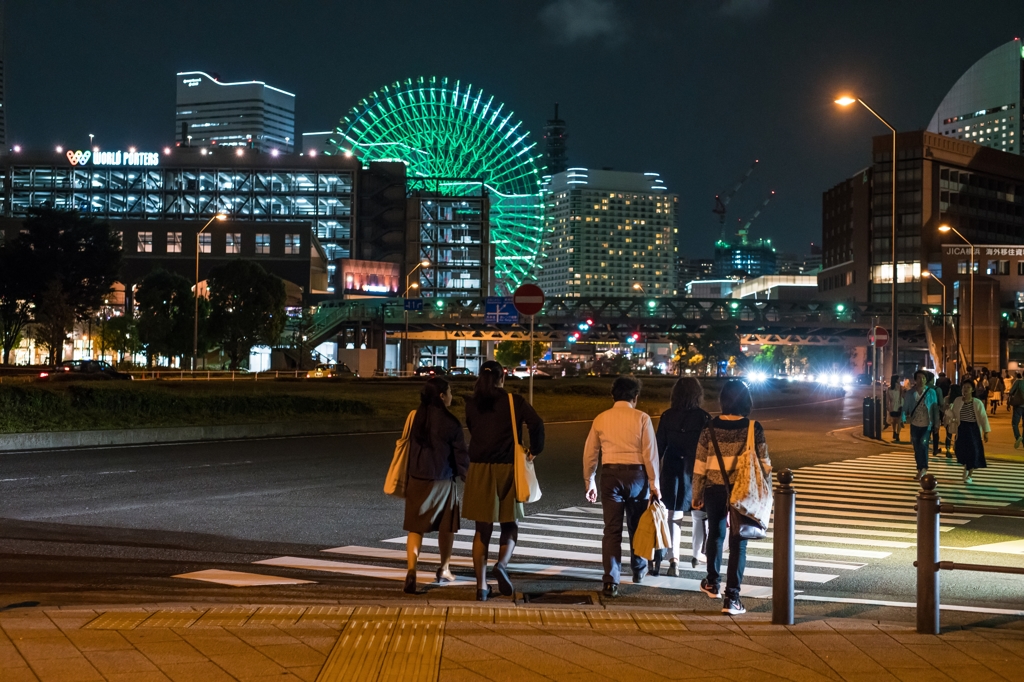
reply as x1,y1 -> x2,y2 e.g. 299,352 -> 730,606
225,233 -> 241,254
256,233 -> 271,254
167,232 -> 182,253
137,231 -> 152,253
199,233 -> 211,254
285,234 -> 301,255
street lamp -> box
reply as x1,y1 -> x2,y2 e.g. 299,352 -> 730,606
836,94 -> 898,375
922,271 -> 948,377
193,213 -> 227,371
632,282 -> 645,294
403,259 -> 431,372
938,224 -> 975,370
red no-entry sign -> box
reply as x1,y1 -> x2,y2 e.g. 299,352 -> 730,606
870,326 -> 889,348
513,283 -> 545,316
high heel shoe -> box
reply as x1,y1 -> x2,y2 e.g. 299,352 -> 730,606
435,567 -> 456,584
476,586 -> 494,602
404,570 -> 417,594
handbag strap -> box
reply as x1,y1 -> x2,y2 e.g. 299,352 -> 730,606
707,426 -> 733,501
401,409 -> 416,439
508,393 -> 521,451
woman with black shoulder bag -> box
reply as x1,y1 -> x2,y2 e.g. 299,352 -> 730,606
692,380 -> 772,616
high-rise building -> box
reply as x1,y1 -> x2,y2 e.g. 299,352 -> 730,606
927,38 -> 1022,155
176,71 -> 295,153
0,0 -> 6,148
538,168 -> 676,297
543,104 -> 567,175
712,240 -> 777,278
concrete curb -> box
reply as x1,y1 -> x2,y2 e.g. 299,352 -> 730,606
0,418 -> 407,453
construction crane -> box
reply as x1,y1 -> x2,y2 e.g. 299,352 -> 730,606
712,159 -> 759,240
736,190 -> 776,245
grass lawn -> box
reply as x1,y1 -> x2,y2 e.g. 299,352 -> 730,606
0,376 -> 839,434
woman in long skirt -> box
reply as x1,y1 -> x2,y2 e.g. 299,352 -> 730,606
950,379 -> 990,484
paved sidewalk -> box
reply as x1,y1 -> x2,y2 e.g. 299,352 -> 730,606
2,602 -> 1023,682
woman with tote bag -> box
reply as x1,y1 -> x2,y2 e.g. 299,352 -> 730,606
401,377 -> 469,594
949,378 -> 990,484
463,360 -> 545,601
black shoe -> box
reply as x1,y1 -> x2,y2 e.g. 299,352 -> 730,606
651,560 -> 661,577
493,563 -> 514,597
632,565 -> 647,584
666,561 -> 679,577
403,570 -> 417,595
722,597 -> 746,615
476,586 -> 494,602
691,557 -> 699,569
602,583 -> 619,598
699,578 -> 720,599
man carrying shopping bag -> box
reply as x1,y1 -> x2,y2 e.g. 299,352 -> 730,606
583,376 -> 660,598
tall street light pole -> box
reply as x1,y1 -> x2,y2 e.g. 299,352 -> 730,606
193,213 -> 226,371
835,95 -> 898,375
922,271 -> 947,377
632,282 -> 650,365
403,259 -> 431,373
939,224 -> 975,371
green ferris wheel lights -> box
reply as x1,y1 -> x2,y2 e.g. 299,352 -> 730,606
333,76 -> 544,293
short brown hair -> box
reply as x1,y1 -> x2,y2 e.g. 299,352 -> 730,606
670,377 -> 703,410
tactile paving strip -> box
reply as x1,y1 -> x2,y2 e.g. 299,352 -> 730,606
247,605 -> 307,626
634,612 -> 686,631
299,606 -> 354,627
586,611 -> 638,630
447,607 -> 493,624
84,612 -> 150,630
540,609 -> 591,627
138,610 -> 204,628
494,609 -> 543,625
193,606 -> 258,628
316,618 -> 395,681
377,610 -> 447,681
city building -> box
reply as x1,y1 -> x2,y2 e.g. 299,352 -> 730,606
0,0 -> 6,148
2,145 -> 360,289
712,239 -> 777,278
927,38 -> 1022,155
817,169 -> 871,302
677,256 -> 714,288
777,245 -> 822,275
543,104 -> 567,175
685,279 -> 739,298
176,71 -> 296,153
538,168 -> 676,298
302,131 -> 333,156
731,274 -> 818,301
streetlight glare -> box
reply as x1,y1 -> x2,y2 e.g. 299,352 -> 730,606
410,283 -> 419,289
215,213 -> 227,221
835,96 -> 857,106
938,225 -> 952,232
420,259 -> 431,267
922,270 -> 932,278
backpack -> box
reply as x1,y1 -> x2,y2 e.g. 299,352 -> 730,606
1010,380 -> 1024,407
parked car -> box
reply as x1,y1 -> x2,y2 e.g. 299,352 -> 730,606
448,366 -> 476,378
414,366 -> 448,377
511,367 -> 553,380
39,360 -> 133,381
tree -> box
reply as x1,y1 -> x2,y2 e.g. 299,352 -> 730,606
695,325 -> 742,377
136,269 -> 205,366
99,315 -> 142,365
495,339 -> 549,368
33,281 -> 75,366
208,260 -> 287,370
0,245 -> 32,365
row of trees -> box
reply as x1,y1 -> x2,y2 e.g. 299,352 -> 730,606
0,209 -> 288,370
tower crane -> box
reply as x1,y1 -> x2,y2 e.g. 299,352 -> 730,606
736,190 -> 776,246
712,159 -> 759,240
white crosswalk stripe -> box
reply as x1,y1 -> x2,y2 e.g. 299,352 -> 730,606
174,451 -> 1024,597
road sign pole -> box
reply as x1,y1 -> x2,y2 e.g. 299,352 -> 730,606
529,315 -> 535,405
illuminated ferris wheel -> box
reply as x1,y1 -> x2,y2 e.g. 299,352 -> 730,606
334,76 -> 544,293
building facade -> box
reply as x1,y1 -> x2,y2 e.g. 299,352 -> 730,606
538,168 -> 676,297
712,240 -> 777,278
817,169 -> 871,301
176,71 -> 296,153
927,38 -> 1022,155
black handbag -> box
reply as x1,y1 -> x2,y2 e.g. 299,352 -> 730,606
708,426 -> 767,541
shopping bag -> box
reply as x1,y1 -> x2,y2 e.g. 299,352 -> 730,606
383,410 -> 416,498
510,394 -> 542,503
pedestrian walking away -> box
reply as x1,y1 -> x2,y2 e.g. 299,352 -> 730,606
886,375 -> 905,442
692,380 -> 772,616
655,376 -> 711,576
401,377 -> 470,594
463,360 -> 545,601
942,382 -> 962,457
902,370 -> 939,480
988,372 -> 1004,415
583,376 -> 660,598
1009,372 -> 1024,449
950,378 -> 990,484
926,372 -> 943,458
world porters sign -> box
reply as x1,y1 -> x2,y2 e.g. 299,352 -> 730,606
66,149 -> 160,167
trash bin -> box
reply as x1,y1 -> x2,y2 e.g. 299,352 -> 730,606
863,397 -> 877,439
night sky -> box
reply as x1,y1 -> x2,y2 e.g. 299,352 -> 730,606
7,0 -> 1024,258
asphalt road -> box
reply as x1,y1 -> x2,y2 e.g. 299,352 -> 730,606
1,387 -> 1022,618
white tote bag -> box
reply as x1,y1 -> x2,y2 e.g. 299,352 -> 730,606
510,394 -> 542,503
383,410 -> 416,498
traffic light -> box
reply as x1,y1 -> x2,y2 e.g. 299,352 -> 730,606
568,331 -> 581,343
578,321 -> 590,332
835,303 -> 846,313
626,332 -> 640,345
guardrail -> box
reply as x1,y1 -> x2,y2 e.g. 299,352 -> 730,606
915,474 -> 1024,634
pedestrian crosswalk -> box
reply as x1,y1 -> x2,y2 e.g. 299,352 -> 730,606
174,451 -> 1024,600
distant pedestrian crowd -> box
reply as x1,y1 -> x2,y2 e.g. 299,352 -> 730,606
385,366 -> 773,616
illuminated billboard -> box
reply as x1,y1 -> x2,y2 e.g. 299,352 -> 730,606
340,259 -> 399,296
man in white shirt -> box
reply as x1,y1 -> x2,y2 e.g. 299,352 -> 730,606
583,376 -> 660,597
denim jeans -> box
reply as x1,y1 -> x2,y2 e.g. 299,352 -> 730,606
704,484 -> 747,601
1014,407 -> 1024,441
599,465 -> 649,585
910,424 -> 932,470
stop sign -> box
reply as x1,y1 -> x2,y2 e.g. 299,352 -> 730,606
513,284 -> 545,316
870,326 -> 889,348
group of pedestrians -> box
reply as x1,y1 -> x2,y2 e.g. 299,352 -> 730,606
396,368 -> 772,617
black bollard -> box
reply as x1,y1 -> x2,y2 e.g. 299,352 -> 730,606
772,469 -> 795,625
916,474 -> 941,634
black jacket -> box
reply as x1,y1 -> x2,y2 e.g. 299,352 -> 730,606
464,390 -> 545,464
407,405 -> 470,481
656,406 -> 710,512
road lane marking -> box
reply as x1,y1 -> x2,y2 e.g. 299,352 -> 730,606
172,569 -> 315,587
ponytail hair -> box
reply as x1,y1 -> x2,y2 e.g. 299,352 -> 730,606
413,377 -> 452,445
472,360 -> 506,411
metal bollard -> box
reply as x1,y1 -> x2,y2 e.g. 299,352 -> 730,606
916,474 -> 941,634
772,468 -> 795,625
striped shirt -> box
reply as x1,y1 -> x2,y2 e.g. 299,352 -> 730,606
583,402 -> 659,491
692,416 -> 770,506
960,401 -> 977,423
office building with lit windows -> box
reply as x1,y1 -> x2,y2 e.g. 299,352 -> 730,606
538,168 -> 676,297
176,71 -> 296,153
927,38 -> 1023,155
